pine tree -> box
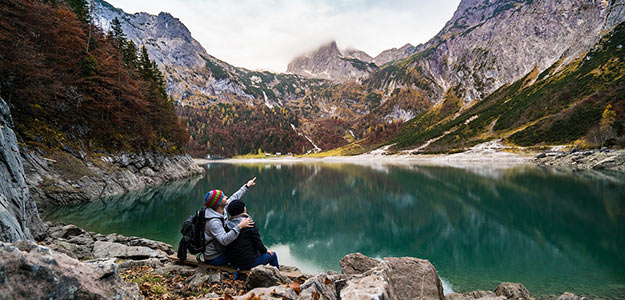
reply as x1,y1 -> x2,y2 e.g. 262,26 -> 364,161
66,0 -> 90,24
110,17 -> 126,47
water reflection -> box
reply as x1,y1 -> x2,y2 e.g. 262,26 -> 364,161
45,163 -> 625,299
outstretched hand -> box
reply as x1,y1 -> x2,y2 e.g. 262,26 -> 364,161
238,217 -> 254,229
246,177 -> 256,188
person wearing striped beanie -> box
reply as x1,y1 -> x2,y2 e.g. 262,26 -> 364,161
203,177 -> 256,266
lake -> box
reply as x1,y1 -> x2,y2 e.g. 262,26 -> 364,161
44,162 -> 625,299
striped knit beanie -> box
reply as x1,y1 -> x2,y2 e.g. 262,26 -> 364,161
204,190 -> 225,209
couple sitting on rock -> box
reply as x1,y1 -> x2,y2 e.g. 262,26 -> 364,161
202,177 -> 279,271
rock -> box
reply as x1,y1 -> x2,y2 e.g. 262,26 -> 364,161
0,240 -> 141,299
67,233 -> 95,246
339,252 -> 382,275
446,290 -> 505,300
557,292 -> 588,300
494,282 -> 531,300
92,241 -> 167,259
235,286 -> 299,300
84,258 -> 119,279
127,237 -> 175,254
186,273 -> 221,292
286,41 -> 377,82
45,239 -> 92,260
48,224 -> 87,239
246,265 -> 290,290
383,257 -> 445,300
0,96 -> 45,242
337,253 -> 446,300
340,268 -> 392,300
118,257 -> 165,269
280,265 -> 312,282
153,263 -> 197,277
23,148 -> 204,208
299,274 -> 340,300
536,153 -> 547,159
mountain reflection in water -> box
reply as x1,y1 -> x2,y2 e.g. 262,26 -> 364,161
45,163 -> 625,299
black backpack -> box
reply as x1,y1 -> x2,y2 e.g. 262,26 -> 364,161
177,207 -> 208,261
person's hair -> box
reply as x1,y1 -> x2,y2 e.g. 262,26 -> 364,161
227,200 -> 245,216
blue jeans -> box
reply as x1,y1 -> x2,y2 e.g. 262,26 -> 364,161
250,252 -> 279,270
205,252 -> 228,266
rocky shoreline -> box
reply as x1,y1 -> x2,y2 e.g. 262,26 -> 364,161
534,148 -> 625,171
205,146 -> 625,172
22,150 -> 205,209
0,222 -> 590,300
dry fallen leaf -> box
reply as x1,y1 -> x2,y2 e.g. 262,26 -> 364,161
312,291 -> 320,300
223,293 -> 236,300
289,282 -> 301,294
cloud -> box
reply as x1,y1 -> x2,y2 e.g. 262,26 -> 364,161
104,0 -> 461,72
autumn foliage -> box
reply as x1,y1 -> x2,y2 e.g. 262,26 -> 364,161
179,103 -> 312,157
0,0 -> 187,153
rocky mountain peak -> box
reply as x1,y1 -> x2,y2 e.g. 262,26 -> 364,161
344,48 -> 373,63
380,0 -> 625,105
372,43 -> 418,66
286,41 -> 377,81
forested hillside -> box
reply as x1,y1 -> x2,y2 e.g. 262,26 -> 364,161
178,104 -> 311,157
0,0 -> 187,154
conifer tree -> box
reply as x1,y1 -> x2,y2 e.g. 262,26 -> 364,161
110,17 -> 126,47
66,0 -> 90,24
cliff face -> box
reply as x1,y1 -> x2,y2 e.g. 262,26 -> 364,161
0,97 -> 45,242
379,0 -> 625,104
92,0 -> 246,105
93,0 -> 326,108
23,151 -> 204,208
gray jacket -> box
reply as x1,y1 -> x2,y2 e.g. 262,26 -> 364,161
203,184 -> 249,260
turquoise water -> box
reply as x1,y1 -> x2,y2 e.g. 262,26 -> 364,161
44,162 -> 625,299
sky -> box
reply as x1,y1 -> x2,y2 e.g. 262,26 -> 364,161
105,0 -> 461,72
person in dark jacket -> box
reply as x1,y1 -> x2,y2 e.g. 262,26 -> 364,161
225,200 -> 279,270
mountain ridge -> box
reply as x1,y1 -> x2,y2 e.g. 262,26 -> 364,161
93,0 -> 625,157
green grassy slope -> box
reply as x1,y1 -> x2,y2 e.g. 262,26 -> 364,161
388,22 -> 625,152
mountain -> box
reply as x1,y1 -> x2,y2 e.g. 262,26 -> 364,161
372,43 -> 419,66
93,0 -> 330,156
371,0 -> 625,104
390,21 -> 625,153
93,0 -> 328,108
286,41 -> 378,82
92,0 -> 625,156
344,48 -> 374,62
286,42 -> 424,81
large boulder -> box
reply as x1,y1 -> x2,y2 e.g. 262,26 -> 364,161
384,257 -> 445,300
338,253 -> 445,300
0,240 -> 141,299
0,96 -> 45,242
340,252 -> 382,275
494,282 -> 531,300
246,265 -> 291,290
